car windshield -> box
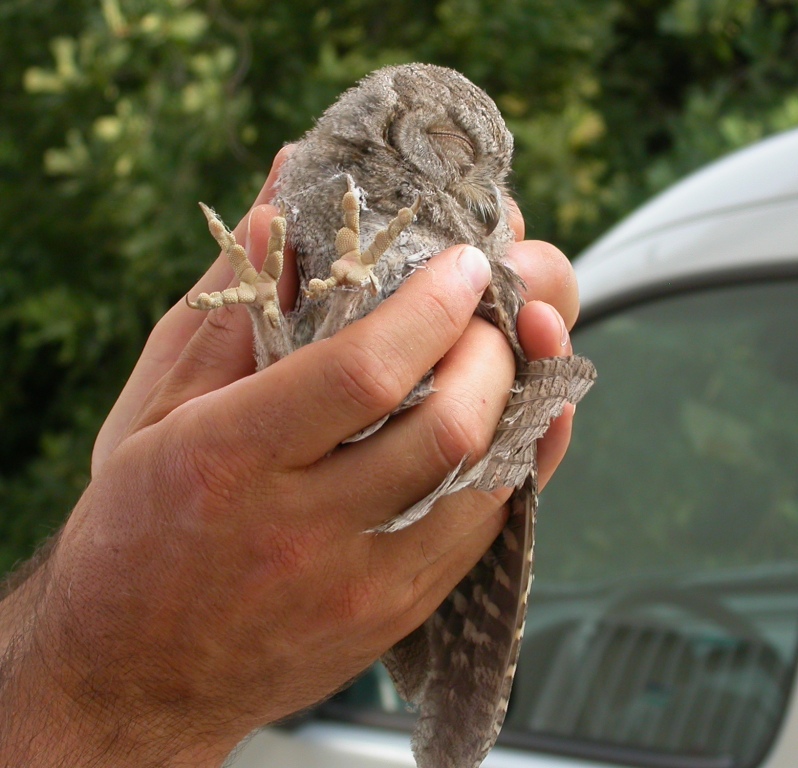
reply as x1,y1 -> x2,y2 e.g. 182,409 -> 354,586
328,277 -> 798,768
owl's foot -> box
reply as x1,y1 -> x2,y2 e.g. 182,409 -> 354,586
188,203 -> 286,329
305,181 -> 420,300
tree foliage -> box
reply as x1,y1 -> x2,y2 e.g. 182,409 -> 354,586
1,0 -> 797,573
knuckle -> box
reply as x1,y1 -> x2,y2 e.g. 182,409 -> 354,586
546,245 -> 577,291
168,406 -> 252,515
430,397 -> 493,472
241,480 -> 329,582
326,339 -> 405,415
273,143 -> 296,168
176,439 -> 241,514
528,238 -> 569,267
197,308 -> 242,355
515,240 -> 579,327
400,575 -> 427,619
322,542 -> 398,630
178,307 -> 246,376
416,287 -> 469,346
261,527 -> 320,581
537,240 -> 577,289
327,576 -> 382,628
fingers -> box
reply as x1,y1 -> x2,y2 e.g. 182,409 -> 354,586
123,205 -> 297,435
362,299 -> 575,581
312,315 -> 515,532
368,296 -> 576,588
130,234 -> 577,537
210,245 -> 493,469
504,239 -> 580,329
92,148 -> 294,475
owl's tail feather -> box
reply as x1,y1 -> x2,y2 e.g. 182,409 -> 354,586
409,472 -> 536,768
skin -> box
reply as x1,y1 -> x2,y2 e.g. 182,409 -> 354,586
0,147 -> 580,768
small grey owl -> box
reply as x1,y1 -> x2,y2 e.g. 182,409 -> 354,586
190,64 -> 596,768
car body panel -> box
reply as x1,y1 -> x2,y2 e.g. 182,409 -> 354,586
229,725 -> 413,767
762,686 -> 798,768
576,128 -> 798,312
574,127 -> 798,768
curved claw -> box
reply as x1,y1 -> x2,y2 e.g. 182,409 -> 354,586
186,292 -> 218,311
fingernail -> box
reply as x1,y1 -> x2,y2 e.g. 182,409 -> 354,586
457,246 -> 491,292
553,307 -> 570,348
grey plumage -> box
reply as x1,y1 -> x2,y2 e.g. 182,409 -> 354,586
191,63 -> 596,768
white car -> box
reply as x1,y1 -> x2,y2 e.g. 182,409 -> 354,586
229,127 -> 798,768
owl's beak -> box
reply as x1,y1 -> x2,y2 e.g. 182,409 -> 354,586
474,183 -> 502,236
451,180 -> 503,236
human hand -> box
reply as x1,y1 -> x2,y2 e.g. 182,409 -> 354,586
92,156 -> 579,488
0,151 -> 581,768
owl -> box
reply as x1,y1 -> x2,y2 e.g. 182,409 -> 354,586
190,64 -> 596,768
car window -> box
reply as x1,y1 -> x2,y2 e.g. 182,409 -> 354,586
328,279 -> 798,768
507,278 -> 798,768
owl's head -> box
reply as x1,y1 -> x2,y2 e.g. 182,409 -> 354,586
289,64 -> 514,245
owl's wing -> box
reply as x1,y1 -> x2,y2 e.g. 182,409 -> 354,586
380,625 -> 432,704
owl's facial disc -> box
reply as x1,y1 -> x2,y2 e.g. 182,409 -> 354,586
424,123 -> 503,234
386,108 -> 506,236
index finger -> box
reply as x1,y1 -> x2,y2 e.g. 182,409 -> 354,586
506,196 -> 524,241
211,245 -> 494,468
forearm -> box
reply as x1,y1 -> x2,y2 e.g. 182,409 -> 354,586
0,554 -> 96,767
0,686 -> 229,768
0,539 -> 233,768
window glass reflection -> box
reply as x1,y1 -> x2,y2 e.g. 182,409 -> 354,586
509,280 -> 798,767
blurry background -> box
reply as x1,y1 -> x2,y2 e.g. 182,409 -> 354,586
1,0 -> 797,573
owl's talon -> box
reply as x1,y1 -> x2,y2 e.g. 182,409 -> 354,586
188,203 -> 287,332
306,186 -> 419,301
305,276 -> 336,300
